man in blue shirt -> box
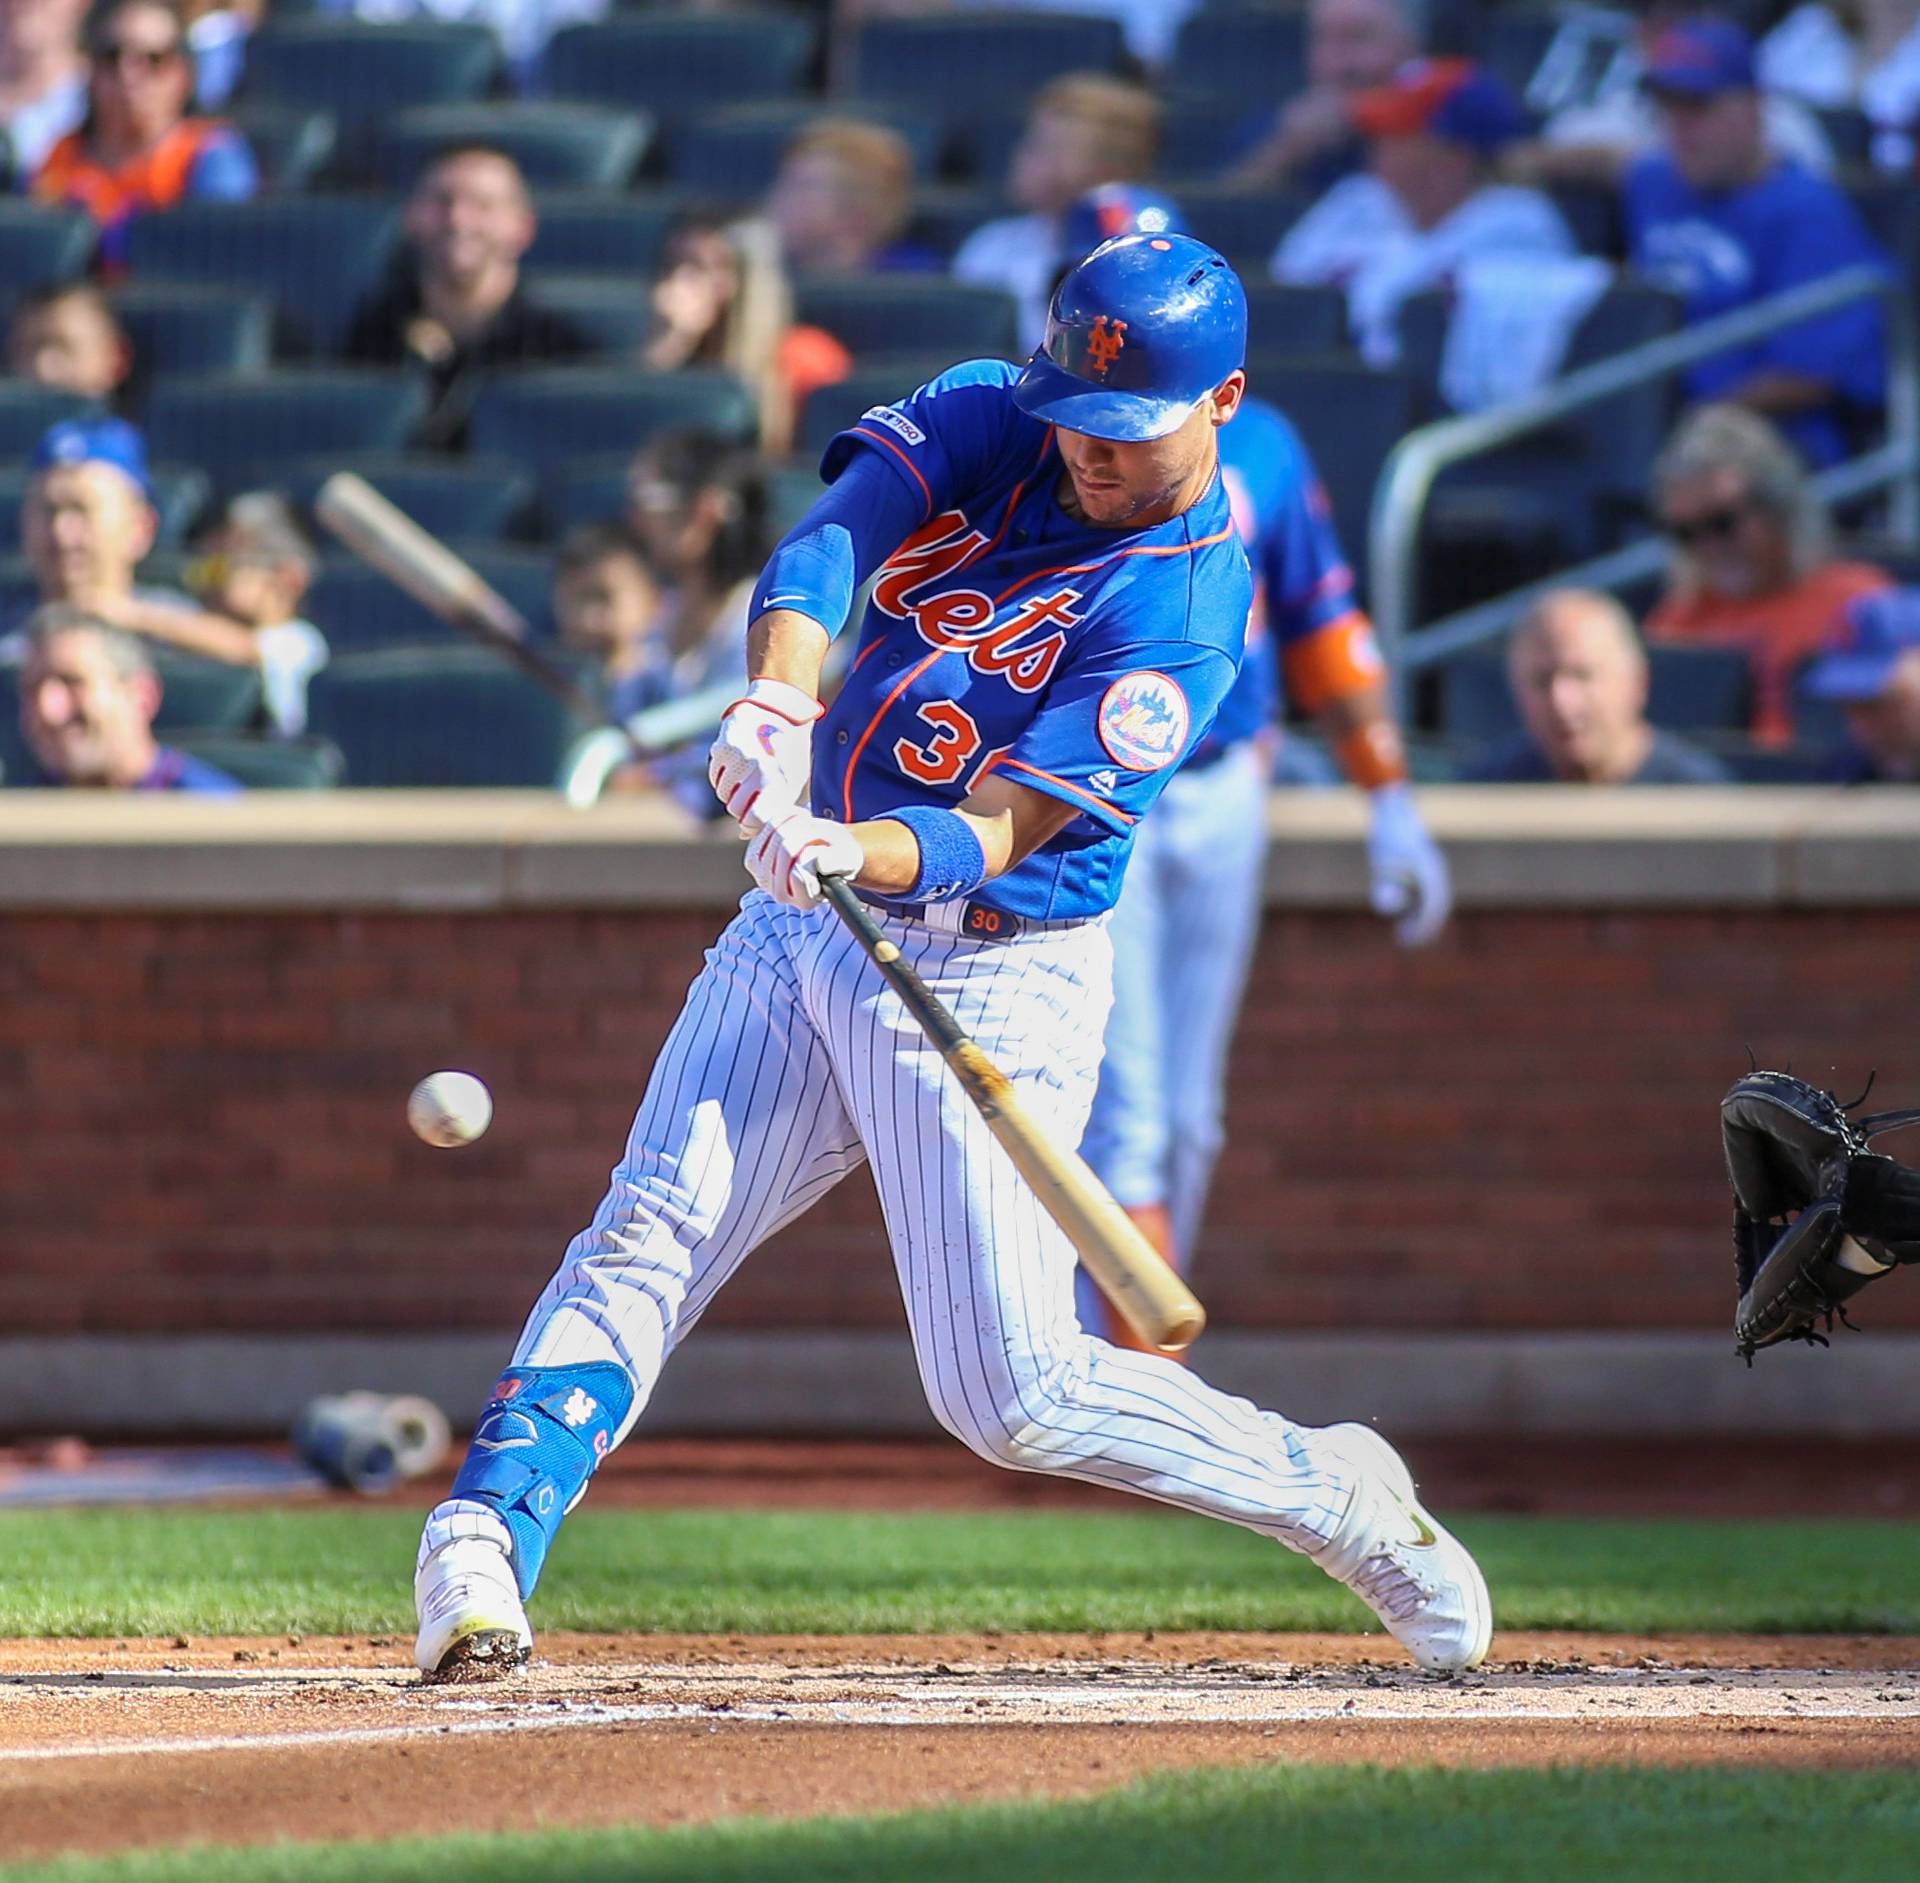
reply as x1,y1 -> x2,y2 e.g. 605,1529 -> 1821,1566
1622,18 -> 1887,469
412,233 -> 1491,1689
12,606 -> 239,793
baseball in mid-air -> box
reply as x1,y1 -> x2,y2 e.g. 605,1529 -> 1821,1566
407,1071 -> 493,1148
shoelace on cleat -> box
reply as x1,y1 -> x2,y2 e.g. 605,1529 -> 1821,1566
1348,1549 -> 1437,1621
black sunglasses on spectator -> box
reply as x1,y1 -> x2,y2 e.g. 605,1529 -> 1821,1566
93,42 -> 183,70
1661,503 -> 1751,547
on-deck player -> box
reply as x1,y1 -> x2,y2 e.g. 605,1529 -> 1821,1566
412,233 -> 1491,1681
1059,188 -> 1451,1346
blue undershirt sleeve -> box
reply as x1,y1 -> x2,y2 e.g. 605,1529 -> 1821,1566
749,450 -> 929,637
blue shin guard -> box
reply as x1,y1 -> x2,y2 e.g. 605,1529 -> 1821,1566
449,1362 -> 634,1598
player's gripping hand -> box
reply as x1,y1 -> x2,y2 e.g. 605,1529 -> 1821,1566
708,679 -> 823,833
746,805 -> 865,909
1368,784 -> 1451,948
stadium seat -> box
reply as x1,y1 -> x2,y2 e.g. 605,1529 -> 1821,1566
521,275 -> 657,355
1158,91 -> 1268,179
798,355 -> 962,458
1251,358 -> 1417,586
945,104 -> 1031,186
0,203 -> 95,304
221,103 -> 337,190
1846,172 -> 1920,278
1480,6 -> 1561,96
170,731 -> 345,788
770,464 -> 822,533
0,667 -> 32,785
1547,180 -> 1624,261
277,453 -> 536,542
525,190 -> 688,277
546,13 -> 816,117
848,14 -> 1126,114
123,198 -> 404,359
1176,182 -> 1309,270
144,371 -> 430,498
1244,282 -> 1349,361
306,645 -> 585,787
469,367 -> 756,478
372,103 -> 653,192
1171,6 -> 1307,107
792,276 -> 1020,362
0,386 -> 100,459
1815,107 -> 1873,169
540,454 -> 634,538
242,19 -> 503,128
1647,644 -> 1753,732
114,283 -> 272,378
150,651 -> 266,734
669,100 -> 941,198
305,545 -> 553,652
907,185 -> 1008,264
0,464 -> 206,549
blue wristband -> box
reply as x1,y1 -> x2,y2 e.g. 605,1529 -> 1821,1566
884,805 -> 989,903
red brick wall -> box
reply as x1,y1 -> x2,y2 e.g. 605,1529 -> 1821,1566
5,904 -> 1918,1336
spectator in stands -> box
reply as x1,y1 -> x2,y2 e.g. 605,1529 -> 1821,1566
552,521 -> 661,720
952,73 -> 1163,351
1505,1 -> 1834,185
1623,21 -> 1888,470
11,418 -> 261,667
187,493 -> 328,737
179,0 -> 259,109
5,282 -> 131,404
1272,60 -> 1576,373
317,0 -> 608,91
1461,588 -> 1732,783
1229,0 -> 1423,194
765,118 -> 936,279
343,144 -> 590,452
1802,588 -> 1920,781
11,602 -> 240,792
0,0 -> 88,183
1760,0 -> 1920,172
32,0 -> 256,274
622,429 -> 772,816
640,211 -> 850,459
1645,404 -> 1891,746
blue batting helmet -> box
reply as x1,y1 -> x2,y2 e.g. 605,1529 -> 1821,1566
1013,232 -> 1246,442
1056,183 -> 1185,268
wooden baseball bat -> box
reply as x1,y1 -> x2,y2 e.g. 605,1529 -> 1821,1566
820,874 -> 1207,1353
316,473 -> 1199,1346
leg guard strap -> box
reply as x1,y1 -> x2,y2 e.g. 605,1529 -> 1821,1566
449,1362 -> 633,1598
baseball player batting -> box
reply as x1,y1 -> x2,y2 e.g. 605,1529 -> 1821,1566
412,233 -> 1491,1681
1057,189 -> 1451,1347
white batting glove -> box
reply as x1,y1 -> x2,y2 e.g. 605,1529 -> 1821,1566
746,805 -> 865,909
1368,783 -> 1451,948
708,679 -> 822,833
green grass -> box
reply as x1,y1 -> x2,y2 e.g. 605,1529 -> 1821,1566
6,1506 -> 1920,1637
9,1765 -> 1920,1883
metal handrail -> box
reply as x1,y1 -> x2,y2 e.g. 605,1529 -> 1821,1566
1367,262 -> 1920,708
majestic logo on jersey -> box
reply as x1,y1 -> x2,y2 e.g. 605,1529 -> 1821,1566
874,511 -> 1077,693
1098,670 -> 1190,771
1085,316 -> 1128,378
861,403 -> 926,448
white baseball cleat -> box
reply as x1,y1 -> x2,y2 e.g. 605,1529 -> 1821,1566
413,1536 -> 532,1680
1312,1421 -> 1493,1675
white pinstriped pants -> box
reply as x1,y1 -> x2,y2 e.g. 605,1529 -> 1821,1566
488,888 -> 1354,1553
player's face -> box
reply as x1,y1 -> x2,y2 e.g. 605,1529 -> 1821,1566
1508,609 -> 1646,778
1309,0 -> 1416,93
20,628 -> 156,786
1655,90 -> 1764,192
1844,650 -> 1920,778
407,154 -> 535,285
23,463 -> 156,597
1054,373 -> 1246,530
8,298 -> 127,401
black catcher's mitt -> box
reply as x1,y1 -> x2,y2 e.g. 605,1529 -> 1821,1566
1723,1071 -> 1920,1361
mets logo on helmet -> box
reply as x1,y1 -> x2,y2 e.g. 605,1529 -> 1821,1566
1085,316 -> 1128,378
1098,670 -> 1190,771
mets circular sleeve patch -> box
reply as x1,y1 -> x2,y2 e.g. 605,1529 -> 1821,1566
1097,670 -> 1191,771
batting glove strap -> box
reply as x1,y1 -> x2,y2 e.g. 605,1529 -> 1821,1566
448,1362 -> 633,1599
881,804 -> 990,903
719,678 -> 822,728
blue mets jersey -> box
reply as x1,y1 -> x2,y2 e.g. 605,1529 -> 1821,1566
815,359 -> 1254,922
1203,395 -> 1372,755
